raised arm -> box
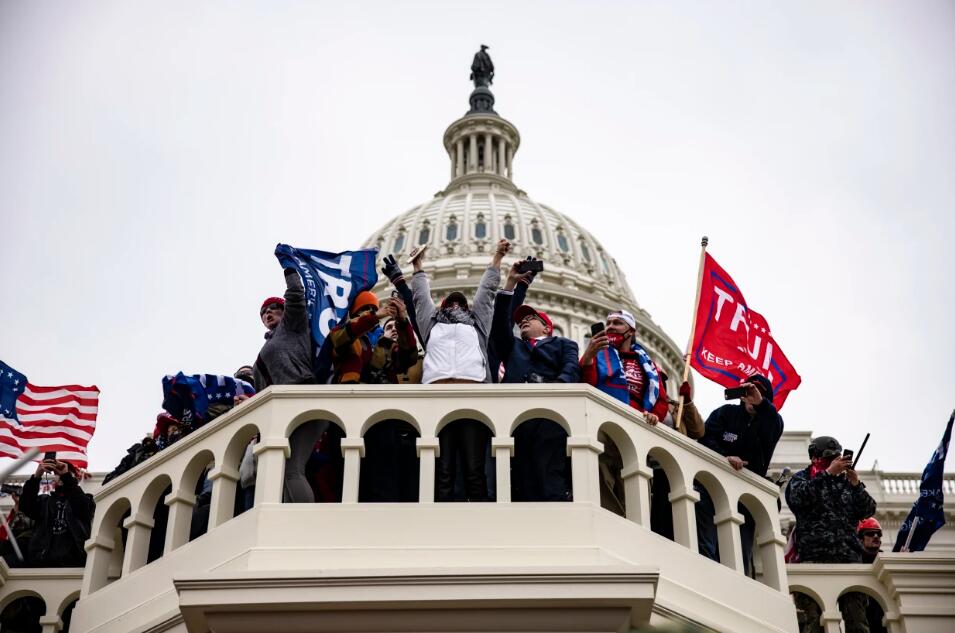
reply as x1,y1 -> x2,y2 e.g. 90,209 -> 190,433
471,240 -> 508,333
281,268 -> 309,333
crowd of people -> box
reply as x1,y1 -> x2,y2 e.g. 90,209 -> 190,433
6,237 -> 885,633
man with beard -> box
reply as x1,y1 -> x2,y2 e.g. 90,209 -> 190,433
787,436 -> 877,633
410,239 -> 506,501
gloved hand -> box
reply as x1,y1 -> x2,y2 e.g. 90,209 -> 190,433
679,381 -> 692,403
381,254 -> 404,284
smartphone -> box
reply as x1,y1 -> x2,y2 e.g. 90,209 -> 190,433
724,386 -> 749,400
391,290 -> 401,300
516,259 -> 544,274
405,244 -> 428,265
842,449 -> 854,461
43,451 -> 56,461
590,322 -> 605,337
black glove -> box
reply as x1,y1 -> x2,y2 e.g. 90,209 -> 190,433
381,254 -> 404,284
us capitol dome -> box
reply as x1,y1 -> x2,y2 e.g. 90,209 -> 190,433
363,53 -> 685,380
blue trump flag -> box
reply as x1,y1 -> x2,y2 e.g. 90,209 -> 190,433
274,244 -> 379,380
162,373 -> 256,423
893,411 -> 954,552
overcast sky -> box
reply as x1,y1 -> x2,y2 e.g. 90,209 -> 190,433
2,1 -> 953,473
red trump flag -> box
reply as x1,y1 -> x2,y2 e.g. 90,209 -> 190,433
690,253 -> 801,408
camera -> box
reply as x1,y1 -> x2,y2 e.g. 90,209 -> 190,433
590,322 -> 605,337
516,259 -> 544,274
724,386 -> 749,400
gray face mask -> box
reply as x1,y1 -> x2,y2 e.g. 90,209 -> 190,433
437,305 -> 475,326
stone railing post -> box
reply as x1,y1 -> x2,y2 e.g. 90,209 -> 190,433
416,437 -> 440,503
755,531 -> 788,590
492,437 -> 515,503
620,463 -> 653,527
82,534 -> 115,595
820,610 -> 842,633
567,436 -> 602,504
164,489 -> 196,553
714,509 -> 745,572
340,438 -> 365,503
39,615 -> 61,633
207,465 -> 240,529
668,486 -> 700,552
877,553 -> 955,632
121,513 -> 155,574
253,437 -> 291,505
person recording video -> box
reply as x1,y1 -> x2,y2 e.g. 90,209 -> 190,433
20,456 -> 94,568
696,374 -> 784,574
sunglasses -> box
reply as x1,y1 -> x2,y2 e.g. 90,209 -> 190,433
860,530 -> 882,538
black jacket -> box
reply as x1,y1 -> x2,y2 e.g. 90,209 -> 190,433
490,290 -> 580,384
786,466 -> 877,563
699,400 -> 784,477
20,473 -> 94,567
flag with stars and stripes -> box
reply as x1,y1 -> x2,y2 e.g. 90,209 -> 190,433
161,372 -> 255,423
0,360 -> 99,468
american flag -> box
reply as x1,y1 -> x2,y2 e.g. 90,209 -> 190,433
0,360 -> 99,468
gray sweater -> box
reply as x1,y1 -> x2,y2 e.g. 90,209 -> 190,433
411,265 -> 500,383
254,269 -> 315,388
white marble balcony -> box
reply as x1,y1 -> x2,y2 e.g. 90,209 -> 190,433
0,561 -> 82,633
69,384 -> 798,633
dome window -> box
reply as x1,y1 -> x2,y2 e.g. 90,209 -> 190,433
418,227 -> 431,245
599,251 -> 610,274
531,226 -> 544,246
557,232 -> 569,253
446,217 -> 458,241
580,242 -> 592,263
475,213 -> 487,239
393,231 -> 406,254
503,221 -> 515,241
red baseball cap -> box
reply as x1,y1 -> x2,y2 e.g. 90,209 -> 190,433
260,296 -> 286,315
512,305 -> 553,335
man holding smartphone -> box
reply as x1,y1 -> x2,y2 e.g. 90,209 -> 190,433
20,457 -> 94,567
786,436 -> 877,633
696,374 -> 784,573
579,310 -> 670,423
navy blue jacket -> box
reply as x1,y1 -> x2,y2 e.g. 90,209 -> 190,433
490,290 -> 580,384
699,400 -> 784,477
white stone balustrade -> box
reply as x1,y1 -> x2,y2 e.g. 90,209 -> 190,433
0,561 -> 82,633
788,553 -> 955,633
69,384 -> 799,633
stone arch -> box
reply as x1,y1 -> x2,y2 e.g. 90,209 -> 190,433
221,422 -> 262,518
361,410 -> 421,437
0,589 -> 45,614
692,470 -> 738,570
359,417 -> 421,503
436,409 -> 496,436
181,448 -> 216,542
138,473 -> 173,567
89,496 -> 131,591
738,491 -> 784,589
596,421 -> 636,517
838,584 -> 892,615
645,444 -> 692,548
285,409 -> 345,439
790,589 -> 826,632
56,591 -> 81,620
509,408 -> 571,436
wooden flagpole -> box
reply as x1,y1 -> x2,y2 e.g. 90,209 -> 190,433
675,236 -> 708,433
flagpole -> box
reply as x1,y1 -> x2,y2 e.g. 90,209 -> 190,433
901,516 -> 919,552
675,236 -> 708,433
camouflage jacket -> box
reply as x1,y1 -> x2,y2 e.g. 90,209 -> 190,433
786,466 -> 877,563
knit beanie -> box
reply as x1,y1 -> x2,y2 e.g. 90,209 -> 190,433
350,291 -> 380,316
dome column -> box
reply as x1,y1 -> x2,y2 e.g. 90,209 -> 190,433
484,133 -> 492,172
506,145 -> 514,179
468,134 -> 478,172
498,139 -> 507,176
456,139 -> 464,177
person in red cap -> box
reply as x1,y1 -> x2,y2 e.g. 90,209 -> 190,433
491,261 -> 581,501
858,517 -> 883,563
254,267 -> 324,503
